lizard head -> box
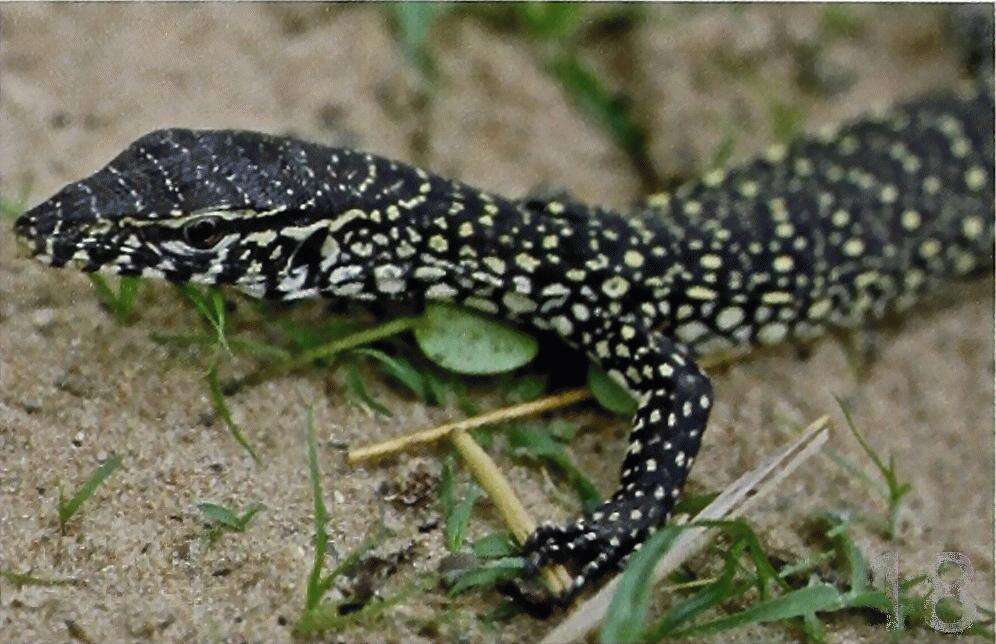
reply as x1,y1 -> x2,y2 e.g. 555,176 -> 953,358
13,128 -> 383,299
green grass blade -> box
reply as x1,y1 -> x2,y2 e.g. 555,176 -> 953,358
440,457 -> 483,552
643,555 -> 746,640
0,570 -> 82,587
58,454 -> 122,533
251,316 -> 419,385
315,532 -> 383,600
601,526 -> 682,643
671,584 -> 846,638
304,407 -> 330,611
446,484 -> 482,553
88,274 -> 117,311
343,363 -> 393,417
506,423 -> 601,512
446,557 -> 527,596
206,366 -> 260,463
351,347 -> 427,400
472,533 -> 516,559
177,284 -> 230,353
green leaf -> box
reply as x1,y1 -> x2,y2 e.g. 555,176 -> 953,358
601,526 -> 682,643
197,502 -> 243,530
58,454 -> 123,533
351,347 -> 427,401
587,365 -> 638,416
415,303 -> 538,375
502,373 -> 548,404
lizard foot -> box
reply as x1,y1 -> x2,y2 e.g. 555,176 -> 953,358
521,494 -> 668,601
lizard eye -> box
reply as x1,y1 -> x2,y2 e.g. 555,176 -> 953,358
182,217 -> 223,249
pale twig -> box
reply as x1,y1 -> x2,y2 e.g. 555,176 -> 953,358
347,350 -> 743,463
449,429 -> 574,594
347,388 -> 592,464
540,416 -> 831,644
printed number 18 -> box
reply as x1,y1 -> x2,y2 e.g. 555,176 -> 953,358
872,551 -> 977,634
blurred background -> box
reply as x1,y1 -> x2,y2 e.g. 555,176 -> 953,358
0,3 -> 981,212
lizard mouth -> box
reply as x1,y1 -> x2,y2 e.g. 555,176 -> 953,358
14,200 -> 127,271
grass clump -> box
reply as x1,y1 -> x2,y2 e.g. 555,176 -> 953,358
599,511 -> 993,641
834,397 -> 912,541
294,409 -> 433,636
506,421 -> 601,513
88,275 -> 142,325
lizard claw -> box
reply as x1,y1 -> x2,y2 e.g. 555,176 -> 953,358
521,498 -> 666,601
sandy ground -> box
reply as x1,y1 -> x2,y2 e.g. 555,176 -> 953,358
0,4 -> 992,642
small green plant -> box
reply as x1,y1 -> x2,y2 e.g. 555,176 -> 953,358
58,454 -> 123,534
177,284 -> 232,355
835,396 -> 912,540
294,409 -> 430,635
197,501 -> 265,544
441,531 -> 526,598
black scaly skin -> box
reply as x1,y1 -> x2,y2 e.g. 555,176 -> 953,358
13,83 -> 994,599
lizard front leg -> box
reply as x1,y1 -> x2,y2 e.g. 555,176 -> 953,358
522,312 -> 713,599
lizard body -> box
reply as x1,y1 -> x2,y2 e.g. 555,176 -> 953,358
14,81 -> 993,598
